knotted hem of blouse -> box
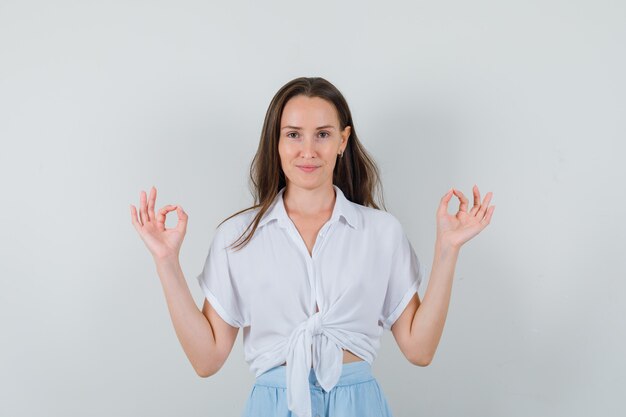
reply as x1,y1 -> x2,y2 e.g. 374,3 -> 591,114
284,311 -> 343,417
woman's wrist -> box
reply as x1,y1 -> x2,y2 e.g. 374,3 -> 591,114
154,253 -> 181,269
434,236 -> 461,255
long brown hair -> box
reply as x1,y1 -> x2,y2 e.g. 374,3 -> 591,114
219,76 -> 386,251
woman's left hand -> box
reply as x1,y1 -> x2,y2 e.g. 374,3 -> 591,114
436,185 -> 495,249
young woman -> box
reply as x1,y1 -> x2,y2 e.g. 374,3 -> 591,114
130,77 -> 495,417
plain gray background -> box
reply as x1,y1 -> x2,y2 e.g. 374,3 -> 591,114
1,0 -> 624,416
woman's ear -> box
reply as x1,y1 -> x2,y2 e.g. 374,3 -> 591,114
341,125 -> 351,147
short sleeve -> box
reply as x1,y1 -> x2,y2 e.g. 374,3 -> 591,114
379,228 -> 423,330
196,226 -> 245,328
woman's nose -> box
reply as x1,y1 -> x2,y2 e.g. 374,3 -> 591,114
300,136 -> 317,157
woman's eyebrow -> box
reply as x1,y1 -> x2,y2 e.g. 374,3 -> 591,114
281,125 -> 336,130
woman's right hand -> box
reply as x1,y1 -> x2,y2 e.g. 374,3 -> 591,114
130,186 -> 188,261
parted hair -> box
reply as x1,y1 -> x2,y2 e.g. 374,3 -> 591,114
219,76 -> 386,251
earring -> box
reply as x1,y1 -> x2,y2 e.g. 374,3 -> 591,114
338,150 -> 344,158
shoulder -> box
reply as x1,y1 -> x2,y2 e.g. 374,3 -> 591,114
213,207 -> 260,247
354,204 -> 404,234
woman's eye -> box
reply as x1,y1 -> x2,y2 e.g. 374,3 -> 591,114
285,131 -> 329,139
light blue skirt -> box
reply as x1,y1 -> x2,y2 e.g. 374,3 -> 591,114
241,361 -> 394,417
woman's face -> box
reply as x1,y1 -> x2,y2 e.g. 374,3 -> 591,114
278,95 -> 351,192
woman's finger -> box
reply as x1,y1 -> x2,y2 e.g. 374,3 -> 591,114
453,189 -> 469,213
477,192 -> 493,219
139,190 -> 149,225
130,204 -> 142,229
175,206 -> 188,233
157,205 -> 177,226
469,185 -> 481,216
437,188 -> 455,218
480,205 -> 495,226
147,186 -> 156,222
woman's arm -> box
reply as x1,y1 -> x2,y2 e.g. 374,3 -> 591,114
392,185 -> 493,365
391,239 -> 459,366
155,255 -> 239,377
130,186 -> 238,377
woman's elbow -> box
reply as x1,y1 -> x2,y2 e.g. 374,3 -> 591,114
196,367 -> 213,378
194,360 -> 222,378
408,353 -> 433,367
416,357 -> 433,367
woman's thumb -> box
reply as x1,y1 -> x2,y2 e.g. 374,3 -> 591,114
176,206 -> 188,231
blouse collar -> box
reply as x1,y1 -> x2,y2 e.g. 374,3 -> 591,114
258,184 -> 360,230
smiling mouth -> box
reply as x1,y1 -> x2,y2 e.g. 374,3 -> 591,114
298,165 -> 320,172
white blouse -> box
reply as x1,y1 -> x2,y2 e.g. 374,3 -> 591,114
196,184 -> 424,417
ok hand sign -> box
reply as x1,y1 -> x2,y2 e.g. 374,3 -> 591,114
130,186 -> 188,261
436,185 -> 495,249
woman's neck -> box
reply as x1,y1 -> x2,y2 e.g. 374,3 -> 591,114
283,184 -> 336,218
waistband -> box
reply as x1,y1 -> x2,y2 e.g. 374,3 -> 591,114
254,361 -> 374,389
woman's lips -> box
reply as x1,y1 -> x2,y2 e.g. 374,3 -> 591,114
297,165 -> 319,173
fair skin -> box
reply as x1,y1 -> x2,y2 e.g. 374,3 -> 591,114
130,95 -> 495,377
391,185 -> 494,366
276,95 -> 357,363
